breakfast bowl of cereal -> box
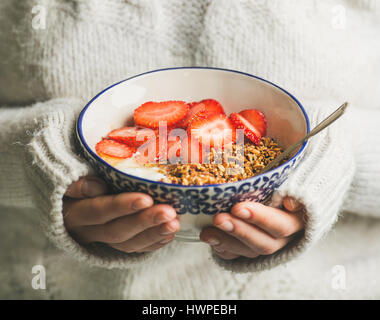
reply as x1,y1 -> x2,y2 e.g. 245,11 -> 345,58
76,67 -> 310,241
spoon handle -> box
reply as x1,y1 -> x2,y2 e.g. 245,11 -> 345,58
260,102 -> 348,174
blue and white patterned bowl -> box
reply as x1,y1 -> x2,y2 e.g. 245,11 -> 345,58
76,67 -> 310,241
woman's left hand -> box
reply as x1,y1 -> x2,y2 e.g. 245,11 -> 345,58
200,197 -> 305,260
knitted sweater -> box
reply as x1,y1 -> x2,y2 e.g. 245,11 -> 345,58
1,0 -> 379,299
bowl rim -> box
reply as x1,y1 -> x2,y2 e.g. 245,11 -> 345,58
77,66 -> 310,188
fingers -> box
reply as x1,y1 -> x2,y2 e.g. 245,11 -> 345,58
212,214 -> 292,256
110,219 -> 180,253
201,200 -> 305,260
64,176 -> 108,199
71,204 -> 177,244
63,192 -> 154,229
63,176 -> 181,254
231,201 -> 304,238
200,227 -> 259,259
283,196 -> 304,212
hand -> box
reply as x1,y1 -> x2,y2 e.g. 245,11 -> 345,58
63,176 -> 180,253
200,197 -> 305,260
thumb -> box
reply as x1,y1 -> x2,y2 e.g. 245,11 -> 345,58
283,196 -> 303,212
64,176 -> 108,199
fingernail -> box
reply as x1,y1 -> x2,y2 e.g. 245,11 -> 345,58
159,238 -> 173,244
287,197 -> 296,208
213,247 -> 224,253
132,198 -> 152,211
82,179 -> 107,197
205,237 -> 220,246
286,197 -> 302,211
235,208 -> 251,219
217,221 -> 234,232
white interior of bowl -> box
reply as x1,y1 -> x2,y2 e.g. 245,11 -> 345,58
80,68 -> 308,159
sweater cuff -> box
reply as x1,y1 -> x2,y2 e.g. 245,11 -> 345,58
24,98 -> 160,269
212,104 -> 355,273
342,108 -> 380,217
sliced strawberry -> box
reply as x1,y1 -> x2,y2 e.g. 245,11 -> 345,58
199,99 -> 225,112
152,124 -> 180,137
167,136 -> 206,164
171,102 -> 199,128
167,137 -> 182,159
135,137 -> 163,163
187,101 -> 199,109
98,153 -> 124,167
135,135 -> 206,164
229,112 -> 261,145
135,127 -> 186,162
134,101 -> 189,129
95,139 -> 136,159
182,99 -> 225,127
137,137 -> 179,163
187,114 -> 236,149
107,127 -> 156,147
238,109 -> 267,136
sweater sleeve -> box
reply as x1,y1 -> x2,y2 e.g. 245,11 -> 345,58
341,107 -> 380,218
213,100 -> 356,273
0,98 -> 164,269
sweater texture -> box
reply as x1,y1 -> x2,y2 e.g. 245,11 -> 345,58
0,0 -> 379,299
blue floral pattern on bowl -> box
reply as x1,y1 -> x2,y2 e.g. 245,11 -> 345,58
75,67 -> 310,241
79,138 -> 302,215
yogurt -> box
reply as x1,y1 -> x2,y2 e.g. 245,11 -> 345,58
116,155 -> 166,181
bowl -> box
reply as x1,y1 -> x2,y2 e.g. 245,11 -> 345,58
76,67 -> 310,242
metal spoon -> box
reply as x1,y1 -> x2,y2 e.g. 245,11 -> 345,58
260,102 -> 349,174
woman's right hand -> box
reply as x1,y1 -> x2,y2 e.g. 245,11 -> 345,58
62,176 -> 180,253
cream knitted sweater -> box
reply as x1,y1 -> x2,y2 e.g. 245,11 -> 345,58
1,0 -> 380,299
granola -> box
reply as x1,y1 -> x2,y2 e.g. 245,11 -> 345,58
147,137 -> 284,186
